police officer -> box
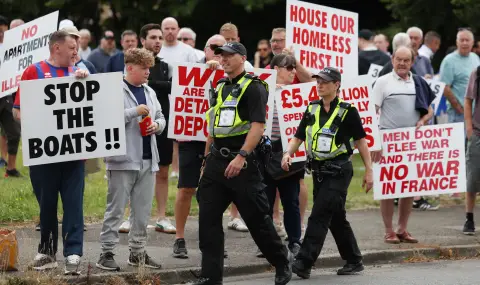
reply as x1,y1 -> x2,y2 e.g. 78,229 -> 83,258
281,67 -> 374,278
194,42 -> 293,285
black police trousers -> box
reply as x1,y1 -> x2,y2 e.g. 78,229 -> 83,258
197,153 -> 289,281
296,160 -> 362,267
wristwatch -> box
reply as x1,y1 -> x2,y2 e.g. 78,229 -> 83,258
239,150 -> 248,158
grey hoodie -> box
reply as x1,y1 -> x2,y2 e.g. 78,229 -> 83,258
105,81 -> 166,172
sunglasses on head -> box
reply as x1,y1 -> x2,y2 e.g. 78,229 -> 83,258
209,44 -> 222,51
178,37 -> 192,41
280,65 -> 295,71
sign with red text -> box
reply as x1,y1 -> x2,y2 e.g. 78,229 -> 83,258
167,63 -> 276,141
0,11 -> 59,98
286,0 -> 358,79
338,75 -> 381,152
276,75 -> 380,162
373,123 -> 466,200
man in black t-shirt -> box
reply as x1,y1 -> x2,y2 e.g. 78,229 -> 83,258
358,29 -> 390,75
282,67 -> 373,279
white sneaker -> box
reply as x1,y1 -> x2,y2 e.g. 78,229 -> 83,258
155,218 -> 176,234
119,220 -> 131,233
274,221 -> 287,237
30,253 -> 58,271
228,218 -> 249,232
65,254 -> 81,275
170,171 -> 179,179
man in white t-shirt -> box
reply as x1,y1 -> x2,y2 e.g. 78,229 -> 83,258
219,23 -> 254,69
154,17 -> 198,235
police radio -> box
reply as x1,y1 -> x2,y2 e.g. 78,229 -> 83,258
304,111 -> 316,126
209,80 -> 217,106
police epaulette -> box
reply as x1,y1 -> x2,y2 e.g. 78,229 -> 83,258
339,101 -> 351,109
216,77 -> 229,85
309,100 -> 322,105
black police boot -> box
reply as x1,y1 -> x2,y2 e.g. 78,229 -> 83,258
292,259 -> 312,279
192,277 -> 222,285
275,251 -> 293,285
337,262 -> 364,275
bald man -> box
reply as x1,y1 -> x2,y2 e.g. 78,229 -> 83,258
374,34 -> 390,56
154,17 -> 198,235
10,19 -> 24,29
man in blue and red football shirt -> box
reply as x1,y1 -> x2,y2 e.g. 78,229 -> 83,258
13,30 -> 89,275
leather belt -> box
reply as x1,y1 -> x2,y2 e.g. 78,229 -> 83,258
210,144 -> 247,169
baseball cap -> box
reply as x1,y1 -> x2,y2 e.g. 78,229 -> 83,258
103,31 -> 115,40
61,26 -> 80,38
359,29 -> 374,41
214,42 -> 247,56
59,19 -> 74,30
312,67 -> 342,82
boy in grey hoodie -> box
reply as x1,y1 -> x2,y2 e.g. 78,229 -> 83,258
96,48 -> 166,271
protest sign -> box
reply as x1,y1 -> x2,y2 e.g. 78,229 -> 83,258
425,79 -> 446,115
367,63 -> 382,80
373,123 -> 466,200
276,75 -> 380,162
0,11 -> 58,98
285,0 -> 358,79
20,72 -> 126,166
167,62 -> 276,141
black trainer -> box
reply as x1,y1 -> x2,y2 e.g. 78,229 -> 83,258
5,169 -> 21,177
192,277 -> 222,285
275,251 -> 293,285
292,259 -> 311,279
173,238 -> 188,259
337,262 -> 365,275
128,251 -> 162,269
463,220 -> 475,235
96,252 -> 120,271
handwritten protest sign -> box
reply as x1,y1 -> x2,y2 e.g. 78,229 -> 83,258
20,73 -> 126,166
0,11 -> 58,98
373,123 -> 466,200
276,75 -> 380,162
425,79 -> 446,115
286,0 -> 358,79
167,63 -> 276,141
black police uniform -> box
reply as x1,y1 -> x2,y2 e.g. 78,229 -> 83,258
292,96 -> 365,278
196,69 -> 292,285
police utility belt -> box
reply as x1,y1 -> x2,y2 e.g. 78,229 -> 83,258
210,144 -> 249,169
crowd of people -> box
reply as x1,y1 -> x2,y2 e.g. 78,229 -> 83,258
0,10 -> 480,285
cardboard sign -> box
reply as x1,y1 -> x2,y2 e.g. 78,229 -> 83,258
167,63 -> 276,141
367,63 -> 383,79
0,11 -> 59,98
20,73 -> 126,166
425,78 -> 446,115
276,75 -> 381,162
373,123 -> 466,200
285,0 -> 358,79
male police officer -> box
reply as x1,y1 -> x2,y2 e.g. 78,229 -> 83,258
194,42 -> 293,285
282,67 -> 373,278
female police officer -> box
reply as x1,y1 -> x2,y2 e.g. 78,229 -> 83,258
281,67 -> 373,278
193,42 -> 293,285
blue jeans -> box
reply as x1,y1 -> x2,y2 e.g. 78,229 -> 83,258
30,160 -> 85,257
263,171 -> 302,247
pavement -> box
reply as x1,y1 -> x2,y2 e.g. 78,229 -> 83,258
222,259 -> 480,285
3,205 -> 480,284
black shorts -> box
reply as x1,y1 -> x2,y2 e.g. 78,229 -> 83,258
178,141 -> 206,189
156,128 -> 173,166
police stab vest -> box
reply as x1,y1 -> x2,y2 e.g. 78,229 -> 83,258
304,98 -> 354,161
206,73 -> 267,138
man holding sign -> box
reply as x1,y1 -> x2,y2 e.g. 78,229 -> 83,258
195,42 -> 293,285
282,67 -> 373,278
13,30 -> 89,275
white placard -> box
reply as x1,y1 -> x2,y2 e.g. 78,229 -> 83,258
373,123 -> 466,200
367,63 -> 383,79
425,78 -> 446,115
0,11 -> 58,98
286,0 -> 358,79
167,62 -> 276,141
20,72 -> 126,166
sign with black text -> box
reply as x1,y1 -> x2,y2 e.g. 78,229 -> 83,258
20,73 -> 126,166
